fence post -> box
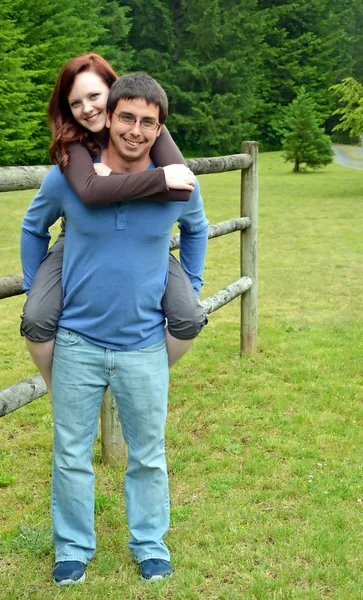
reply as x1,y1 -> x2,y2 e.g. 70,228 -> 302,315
240,141 -> 258,354
101,388 -> 127,466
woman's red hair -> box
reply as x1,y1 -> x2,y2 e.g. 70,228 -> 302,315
48,54 -> 117,170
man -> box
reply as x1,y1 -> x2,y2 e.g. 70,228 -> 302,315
21,73 -> 208,585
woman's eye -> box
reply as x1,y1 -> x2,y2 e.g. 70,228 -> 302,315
70,101 -> 80,108
90,93 -> 99,100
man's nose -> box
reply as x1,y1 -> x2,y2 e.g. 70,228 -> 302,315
129,119 -> 142,135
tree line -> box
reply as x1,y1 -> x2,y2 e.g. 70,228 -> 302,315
1,0 -> 362,166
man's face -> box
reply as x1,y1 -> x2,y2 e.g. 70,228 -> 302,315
106,97 -> 161,165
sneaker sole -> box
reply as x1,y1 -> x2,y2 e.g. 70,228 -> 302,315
54,573 -> 86,586
142,573 -> 172,583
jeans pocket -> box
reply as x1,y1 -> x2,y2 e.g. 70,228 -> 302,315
55,327 -> 82,347
135,339 -> 166,354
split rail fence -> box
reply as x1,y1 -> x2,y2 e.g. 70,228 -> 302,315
0,140 -> 258,465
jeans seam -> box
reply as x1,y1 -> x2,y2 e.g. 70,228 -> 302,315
55,557 -> 87,565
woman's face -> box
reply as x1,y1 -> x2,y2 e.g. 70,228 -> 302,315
68,71 -> 110,133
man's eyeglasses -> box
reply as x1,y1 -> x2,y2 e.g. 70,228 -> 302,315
113,112 -> 160,131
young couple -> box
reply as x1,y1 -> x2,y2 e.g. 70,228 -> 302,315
21,54 -> 208,585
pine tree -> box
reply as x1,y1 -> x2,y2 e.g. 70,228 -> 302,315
127,0 -> 264,156
1,0 -> 133,165
0,0 -> 38,165
255,0 -> 355,149
93,0 -> 134,75
279,87 -> 334,172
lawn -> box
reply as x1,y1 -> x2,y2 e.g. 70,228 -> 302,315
0,152 -> 362,599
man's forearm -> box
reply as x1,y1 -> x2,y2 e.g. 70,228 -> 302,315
20,172 -> 62,294
21,228 -> 50,294
177,178 -> 208,295
179,225 -> 208,296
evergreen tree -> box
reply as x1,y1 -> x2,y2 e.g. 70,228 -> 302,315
93,0 -> 134,75
1,0 -> 133,165
12,0 -> 103,163
331,77 -> 363,141
345,0 -> 363,82
279,87 -> 334,172
127,0 -> 264,156
255,0 -> 356,149
0,0 -> 38,165
2,0 -> 361,163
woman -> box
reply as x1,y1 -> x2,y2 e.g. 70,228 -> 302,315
21,54 -> 207,395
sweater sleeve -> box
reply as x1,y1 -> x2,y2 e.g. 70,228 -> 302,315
63,127 -> 191,206
177,179 -> 209,296
151,125 -> 186,167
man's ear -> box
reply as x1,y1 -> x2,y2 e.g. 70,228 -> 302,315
106,112 -> 111,129
156,124 -> 162,138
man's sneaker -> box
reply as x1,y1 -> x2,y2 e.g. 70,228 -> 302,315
53,561 -> 86,585
140,559 -> 172,581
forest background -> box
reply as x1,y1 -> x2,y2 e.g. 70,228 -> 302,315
1,0 -> 363,166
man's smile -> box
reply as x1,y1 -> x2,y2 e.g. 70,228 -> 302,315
123,137 -> 143,147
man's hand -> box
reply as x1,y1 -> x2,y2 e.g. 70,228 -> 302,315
94,163 -> 112,176
163,164 -> 196,191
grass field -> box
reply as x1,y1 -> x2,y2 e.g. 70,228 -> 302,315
0,153 -> 362,599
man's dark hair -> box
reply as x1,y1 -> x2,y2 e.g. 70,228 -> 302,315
107,73 -> 168,124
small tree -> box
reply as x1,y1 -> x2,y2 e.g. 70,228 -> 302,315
330,77 -> 363,142
278,87 -> 334,172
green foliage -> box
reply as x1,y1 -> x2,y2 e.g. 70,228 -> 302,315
0,0 -> 39,166
278,87 -> 334,172
331,77 -> 363,139
255,0 -> 356,149
1,0 -> 133,166
1,0 -> 363,162
92,1 -> 134,75
345,0 -> 363,82
128,0 -> 263,155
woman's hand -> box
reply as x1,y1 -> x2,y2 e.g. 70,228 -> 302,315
93,162 -> 112,176
163,164 -> 196,191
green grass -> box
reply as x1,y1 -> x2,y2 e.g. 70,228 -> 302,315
0,153 -> 362,599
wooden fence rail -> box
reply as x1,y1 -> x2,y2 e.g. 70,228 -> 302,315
0,276 -> 251,419
0,154 -> 251,193
0,142 -> 258,465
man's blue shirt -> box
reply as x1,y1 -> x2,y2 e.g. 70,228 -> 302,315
21,163 -> 208,350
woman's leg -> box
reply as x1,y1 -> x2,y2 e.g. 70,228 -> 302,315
20,234 -> 64,397
164,330 -> 194,368
162,254 -> 208,368
24,338 -> 55,394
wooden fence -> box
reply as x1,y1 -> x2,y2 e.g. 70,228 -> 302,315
0,141 -> 258,464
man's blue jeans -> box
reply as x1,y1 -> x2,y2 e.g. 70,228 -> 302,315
51,327 -> 170,565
